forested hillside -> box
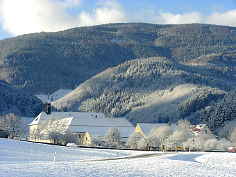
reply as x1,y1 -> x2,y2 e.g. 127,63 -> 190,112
53,52 -> 236,129
1,23 -> 236,94
0,80 -> 42,117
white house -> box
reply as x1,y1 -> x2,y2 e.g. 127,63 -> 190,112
28,112 -> 134,145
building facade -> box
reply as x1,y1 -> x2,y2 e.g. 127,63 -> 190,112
28,112 -> 134,145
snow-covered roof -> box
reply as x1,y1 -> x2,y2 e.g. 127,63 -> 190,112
29,112 -> 48,125
29,112 -> 106,125
137,123 -> 168,135
30,112 -> 134,138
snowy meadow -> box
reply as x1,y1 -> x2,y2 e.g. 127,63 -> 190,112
0,138 -> 236,177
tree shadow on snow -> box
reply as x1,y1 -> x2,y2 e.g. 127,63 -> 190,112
167,153 -> 204,163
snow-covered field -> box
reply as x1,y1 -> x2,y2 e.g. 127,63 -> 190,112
1,139 -> 236,177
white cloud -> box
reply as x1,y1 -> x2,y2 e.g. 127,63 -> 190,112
78,0 -> 126,26
158,12 -> 202,24
0,0 -> 126,36
206,10 -> 236,26
155,10 -> 236,27
1,0 -> 76,35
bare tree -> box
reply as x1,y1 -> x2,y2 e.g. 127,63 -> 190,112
0,113 -> 22,138
48,131 -> 63,145
105,128 -> 121,147
30,128 -> 41,142
62,130 -> 77,145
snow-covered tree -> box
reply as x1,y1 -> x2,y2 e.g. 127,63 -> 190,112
230,128 -> 236,145
137,138 -> 148,150
105,128 -> 121,147
204,138 -> 218,151
177,120 -> 191,129
0,113 -> 22,138
171,129 -> 193,144
163,120 -> 193,150
148,125 -> 173,150
127,132 -> 143,149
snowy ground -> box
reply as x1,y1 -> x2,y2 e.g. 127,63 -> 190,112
0,139 -> 236,177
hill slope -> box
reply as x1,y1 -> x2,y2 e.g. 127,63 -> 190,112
0,80 -> 42,117
53,53 -> 236,127
1,23 -> 236,93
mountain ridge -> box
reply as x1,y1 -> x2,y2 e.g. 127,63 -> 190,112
1,23 -> 236,93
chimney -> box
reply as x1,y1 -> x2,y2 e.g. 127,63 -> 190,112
44,103 -> 52,115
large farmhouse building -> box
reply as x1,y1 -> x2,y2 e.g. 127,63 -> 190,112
28,112 -> 134,145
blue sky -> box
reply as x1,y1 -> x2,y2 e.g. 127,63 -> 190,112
0,0 -> 236,39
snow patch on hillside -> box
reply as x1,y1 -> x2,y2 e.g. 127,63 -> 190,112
128,84 -> 198,122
